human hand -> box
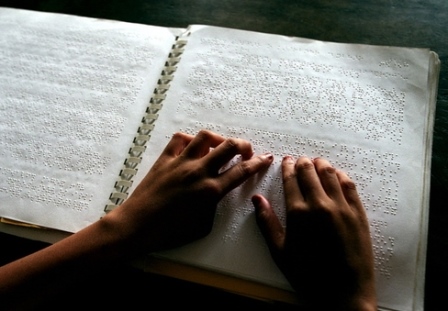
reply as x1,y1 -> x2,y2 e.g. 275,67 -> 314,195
0,131 -> 273,306
252,156 -> 376,311
106,130 -> 273,253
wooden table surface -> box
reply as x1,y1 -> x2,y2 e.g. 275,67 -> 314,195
0,1 -> 446,310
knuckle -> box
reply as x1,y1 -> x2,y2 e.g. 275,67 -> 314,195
314,198 -> 332,211
197,129 -> 212,137
286,194 -> 308,213
196,129 -> 213,142
237,160 -> 252,176
286,204 -> 308,220
201,178 -> 223,196
319,165 -> 336,175
306,196 -> 335,216
295,158 -> 314,171
341,179 -> 357,191
223,137 -> 253,158
225,137 -> 239,150
288,201 -> 306,212
312,198 -> 353,221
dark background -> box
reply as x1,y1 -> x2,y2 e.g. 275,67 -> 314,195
0,1 -> 446,310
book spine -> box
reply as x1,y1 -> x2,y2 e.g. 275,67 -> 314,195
104,33 -> 189,212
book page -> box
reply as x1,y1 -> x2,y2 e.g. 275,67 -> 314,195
0,8 -> 176,232
133,25 -> 437,310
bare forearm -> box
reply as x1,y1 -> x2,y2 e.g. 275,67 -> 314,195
0,215 -> 137,306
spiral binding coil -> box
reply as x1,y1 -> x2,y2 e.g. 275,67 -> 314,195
104,33 -> 189,212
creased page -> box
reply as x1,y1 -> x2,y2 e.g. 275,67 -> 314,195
133,25 -> 436,310
0,8 -> 175,232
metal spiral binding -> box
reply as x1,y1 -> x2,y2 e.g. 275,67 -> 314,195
104,34 -> 189,212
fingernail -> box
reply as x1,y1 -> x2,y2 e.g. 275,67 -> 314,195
262,153 -> 274,161
283,155 -> 294,163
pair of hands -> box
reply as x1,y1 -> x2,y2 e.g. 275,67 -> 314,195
108,129 -> 376,310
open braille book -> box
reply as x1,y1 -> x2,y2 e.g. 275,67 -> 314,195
0,7 -> 440,311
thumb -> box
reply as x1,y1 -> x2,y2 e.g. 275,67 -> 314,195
252,194 -> 285,258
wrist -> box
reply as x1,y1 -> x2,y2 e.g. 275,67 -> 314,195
95,210 -> 144,261
98,198 -> 162,258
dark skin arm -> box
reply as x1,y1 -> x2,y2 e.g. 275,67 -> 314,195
252,156 -> 377,311
0,130 -> 274,308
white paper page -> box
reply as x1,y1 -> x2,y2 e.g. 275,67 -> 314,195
0,8 -> 176,232
133,25 -> 436,310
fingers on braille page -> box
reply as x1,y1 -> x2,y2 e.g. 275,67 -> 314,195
218,152 -> 272,193
181,130 -> 226,158
336,169 -> 363,208
205,137 -> 254,171
294,157 -> 327,203
313,158 -> 344,200
163,132 -> 195,156
281,156 -> 306,211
